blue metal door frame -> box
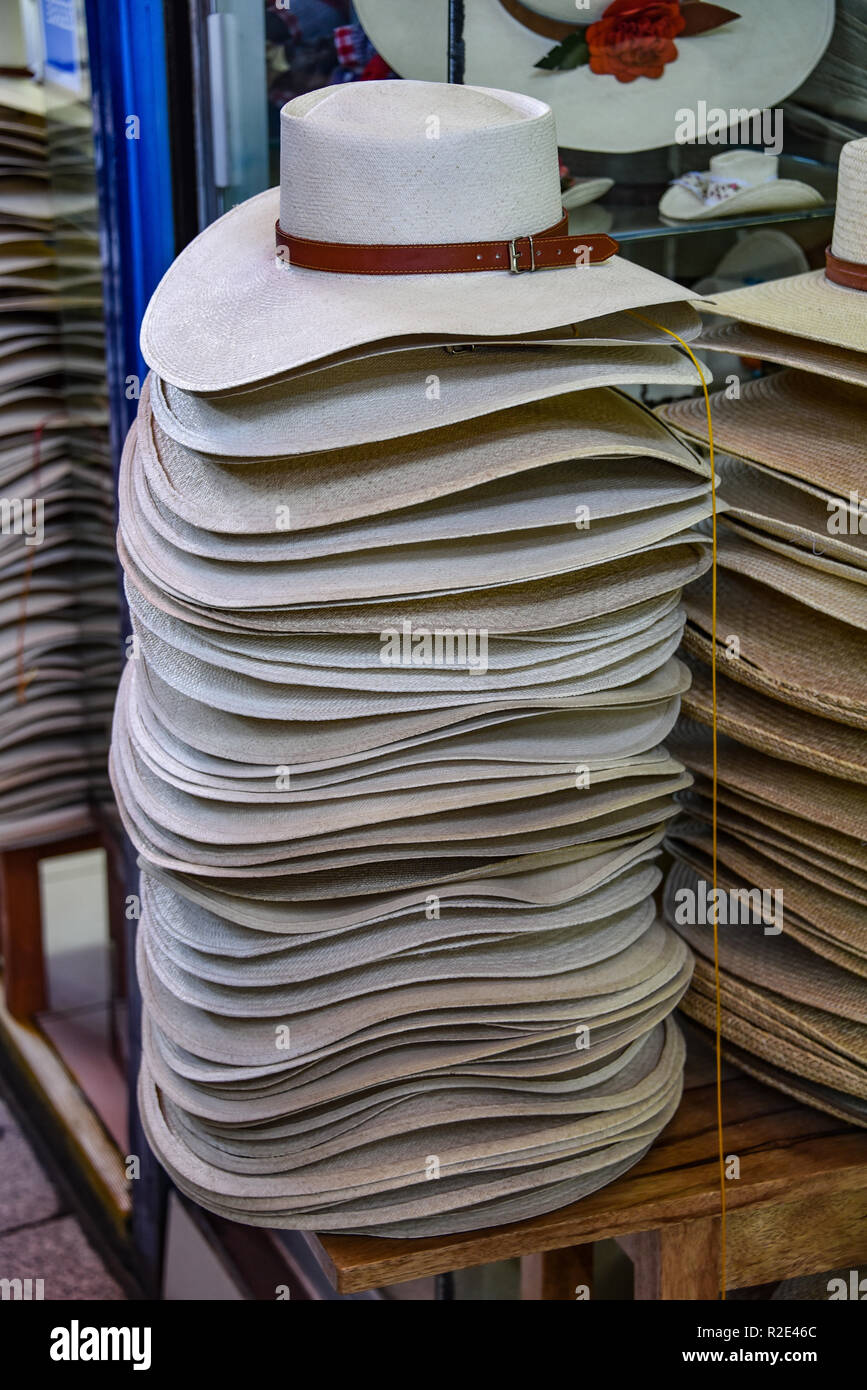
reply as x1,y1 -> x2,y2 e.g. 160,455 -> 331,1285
84,0 -> 178,1292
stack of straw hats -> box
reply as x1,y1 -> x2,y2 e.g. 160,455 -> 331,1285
112,80 -> 716,1235
0,77 -> 117,847
658,137 -> 867,1128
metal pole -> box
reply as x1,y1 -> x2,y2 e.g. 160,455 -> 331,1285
447,0 -> 466,84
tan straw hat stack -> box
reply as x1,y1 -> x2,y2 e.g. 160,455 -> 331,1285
657,136 -> 867,1127
0,77 -> 118,847
111,80 -> 717,1236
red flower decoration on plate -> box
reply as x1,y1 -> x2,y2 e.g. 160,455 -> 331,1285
587,0 -> 687,83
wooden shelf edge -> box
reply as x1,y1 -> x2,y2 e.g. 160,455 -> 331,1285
0,971 -> 131,1231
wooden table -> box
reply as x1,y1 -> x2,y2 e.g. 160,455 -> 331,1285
307,1066 -> 867,1299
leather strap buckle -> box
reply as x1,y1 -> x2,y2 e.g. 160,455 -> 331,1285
509,235 -> 536,274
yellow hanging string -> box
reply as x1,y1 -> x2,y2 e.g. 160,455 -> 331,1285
626,310 -> 725,1300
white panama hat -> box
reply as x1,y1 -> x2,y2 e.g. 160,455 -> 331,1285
707,138 -> 867,354
140,80 -> 696,393
659,150 -> 823,222
353,0 -> 833,153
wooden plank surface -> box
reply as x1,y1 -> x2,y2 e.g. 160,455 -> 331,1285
728,1188 -> 867,1290
520,1245 -> 594,1301
620,1219 -> 720,1300
311,1076 -> 867,1294
0,845 -> 48,1019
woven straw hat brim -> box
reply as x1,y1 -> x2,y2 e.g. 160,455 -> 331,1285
714,523 -> 866,630
688,971 -> 866,1087
696,1023 -> 867,1130
119,673 -> 685,835
157,1047 -> 683,1183
152,342 -> 710,458
681,986 -> 867,1106
133,455 -> 713,580
148,1025 -> 680,1174
660,180 -> 824,223
561,178 -> 613,210
686,776 -> 867,881
668,844 -> 867,984
137,914 -> 689,1065
144,829 -> 667,937
120,825 -> 686,906
128,671 -> 682,793
665,862 -> 867,1024
141,898 -> 659,1025
721,516 -> 867,591
658,369 -> 867,495
144,950 -> 688,1091
145,980 -> 688,1130
681,788 -> 867,900
161,1033 -> 677,1162
139,657 -> 690,769
179,298 -> 701,394
137,380 -> 707,534
669,725 -> 867,842
130,438 -> 712,575
707,268 -> 867,355
682,641 -> 867,772
113,757 -> 684,883
680,828 -> 867,939
120,524 -> 711,639
121,497 -> 713,613
714,454 -> 867,571
141,855 -> 662,962
697,319 -> 867,388
139,1068 -> 681,1236
126,589 -> 684,684
142,973 -> 686,1104
112,690 -> 691,853
127,607 -> 690,723
688,958 -> 867,1069
140,186 -> 699,393
681,572 -> 867,727
667,825 -> 867,966
717,1041 -> 867,1130
124,579 -> 687,702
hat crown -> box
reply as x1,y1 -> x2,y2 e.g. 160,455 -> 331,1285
279,80 -> 563,245
708,150 -> 778,185
522,1 -> 611,21
830,137 -> 867,267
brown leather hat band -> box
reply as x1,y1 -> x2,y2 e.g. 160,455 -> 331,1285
825,246 -> 867,292
275,213 -> 618,276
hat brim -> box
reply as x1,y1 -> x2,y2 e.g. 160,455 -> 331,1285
561,177 -> 613,210
697,319 -> 867,389
140,187 -> 698,393
151,342 -> 709,459
707,269 -> 867,354
353,0 -> 834,154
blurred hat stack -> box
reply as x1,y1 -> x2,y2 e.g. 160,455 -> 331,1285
658,137 -> 867,1128
0,75 -> 118,847
111,80 -> 717,1235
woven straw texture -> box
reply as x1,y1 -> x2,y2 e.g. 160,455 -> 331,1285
662,174 -> 867,1124
110,80 -> 721,1236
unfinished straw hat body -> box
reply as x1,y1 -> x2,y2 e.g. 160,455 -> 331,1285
661,136 -> 867,1127
113,79 -> 716,1237
353,1 -> 833,154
